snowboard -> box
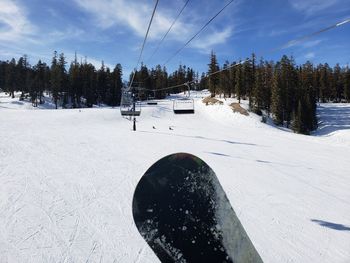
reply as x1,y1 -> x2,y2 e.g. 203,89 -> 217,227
132,153 -> 263,263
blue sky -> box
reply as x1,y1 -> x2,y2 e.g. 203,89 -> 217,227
0,0 -> 349,79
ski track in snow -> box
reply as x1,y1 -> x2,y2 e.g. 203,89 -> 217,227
0,92 -> 350,262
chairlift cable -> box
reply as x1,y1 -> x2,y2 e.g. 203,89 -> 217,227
129,0 -> 159,90
162,0 -> 235,67
276,18 -> 350,50
135,14 -> 350,96
132,0 -> 234,87
196,17 -> 350,82
146,0 -> 190,64
137,82 -> 188,92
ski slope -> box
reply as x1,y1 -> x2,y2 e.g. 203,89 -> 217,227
0,92 -> 349,262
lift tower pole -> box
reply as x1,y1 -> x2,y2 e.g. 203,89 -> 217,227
132,93 -> 136,131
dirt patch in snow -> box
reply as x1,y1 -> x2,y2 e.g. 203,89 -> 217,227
230,103 -> 249,116
202,96 -> 223,105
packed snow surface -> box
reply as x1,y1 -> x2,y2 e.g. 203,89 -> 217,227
0,92 -> 349,262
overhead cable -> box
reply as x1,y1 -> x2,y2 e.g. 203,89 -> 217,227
147,0 -> 191,64
162,0 -> 235,66
138,15 -> 350,92
129,0 -> 159,89
202,17 -> 350,81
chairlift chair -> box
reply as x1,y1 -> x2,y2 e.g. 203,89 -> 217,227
147,91 -> 158,105
120,104 -> 141,116
120,89 -> 141,117
173,98 -> 194,114
173,82 -> 195,114
147,95 -> 158,105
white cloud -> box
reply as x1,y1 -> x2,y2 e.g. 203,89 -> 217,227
0,47 -> 115,70
191,27 -> 233,52
73,0 -> 189,41
289,0 -> 341,15
65,53 -> 114,69
48,27 -> 85,42
305,52 -> 315,59
0,0 -> 36,41
73,0 -> 235,50
268,29 -> 288,37
301,39 -> 323,48
282,36 -> 325,50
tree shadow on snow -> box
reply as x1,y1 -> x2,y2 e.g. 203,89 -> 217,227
314,104 -> 350,136
138,130 -> 259,147
205,152 -> 231,157
11,101 -> 24,105
311,219 -> 350,231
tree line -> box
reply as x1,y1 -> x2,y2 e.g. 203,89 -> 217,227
204,52 -> 350,134
130,64 -> 197,100
0,52 -> 123,108
1,51 -> 349,134
0,52 -> 197,108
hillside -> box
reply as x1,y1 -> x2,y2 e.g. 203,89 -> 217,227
0,92 -> 349,262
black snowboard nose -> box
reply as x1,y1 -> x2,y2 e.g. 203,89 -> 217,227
132,153 -> 263,263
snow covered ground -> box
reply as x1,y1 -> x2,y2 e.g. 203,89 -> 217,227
0,92 -> 349,262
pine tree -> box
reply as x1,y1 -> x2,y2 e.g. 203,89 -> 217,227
108,64 -> 122,106
281,55 -> 298,127
16,56 -> 27,97
5,58 -> 16,98
344,65 -> 350,102
333,64 -> 342,102
208,51 -> 220,97
313,65 -> 321,102
319,63 -> 332,102
252,59 -> 264,114
229,62 -> 237,96
25,67 -> 35,103
292,100 -> 302,133
32,60 -> 46,106
58,53 -> 68,107
50,51 -> 61,109
243,54 -> 255,108
293,61 -> 318,134
153,65 -> 167,99
271,62 -> 284,125
199,72 -> 208,90
97,62 -> 107,105
0,61 -> 6,91
235,62 -> 243,103
221,61 -> 231,98
68,53 -> 81,108
263,61 -> 273,115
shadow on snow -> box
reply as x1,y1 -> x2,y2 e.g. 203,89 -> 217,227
138,130 -> 259,147
311,219 -> 350,231
314,104 -> 350,136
